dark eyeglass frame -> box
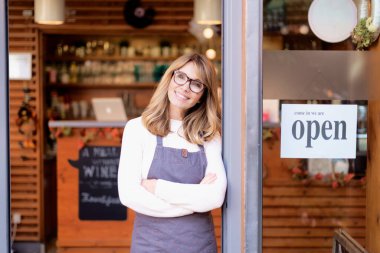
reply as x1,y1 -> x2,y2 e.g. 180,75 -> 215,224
173,70 -> 205,94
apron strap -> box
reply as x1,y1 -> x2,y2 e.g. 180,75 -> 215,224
156,136 -> 163,147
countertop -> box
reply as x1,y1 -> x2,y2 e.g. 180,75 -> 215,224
48,120 -> 127,128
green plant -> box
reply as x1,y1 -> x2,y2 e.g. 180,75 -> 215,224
352,17 -> 378,50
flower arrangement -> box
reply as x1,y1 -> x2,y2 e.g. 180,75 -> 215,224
352,17 -> 378,50
289,160 -> 362,189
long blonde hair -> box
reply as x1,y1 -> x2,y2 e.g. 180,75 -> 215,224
142,53 -> 221,144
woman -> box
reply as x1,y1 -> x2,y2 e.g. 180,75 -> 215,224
118,53 -> 227,253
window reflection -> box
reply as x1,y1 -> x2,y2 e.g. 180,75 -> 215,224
264,0 -> 355,51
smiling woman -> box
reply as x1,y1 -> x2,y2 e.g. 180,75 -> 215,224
118,53 -> 226,253
167,64 -> 205,119
142,53 -> 221,144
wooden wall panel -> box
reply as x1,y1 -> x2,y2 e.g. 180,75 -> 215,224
9,0 -> 42,241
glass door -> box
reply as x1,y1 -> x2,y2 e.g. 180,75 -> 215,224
262,0 -> 379,252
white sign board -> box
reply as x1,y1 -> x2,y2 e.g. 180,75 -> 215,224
9,53 -> 32,80
281,104 -> 357,158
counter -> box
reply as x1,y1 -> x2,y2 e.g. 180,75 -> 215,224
48,120 -> 127,128
51,120 -> 131,252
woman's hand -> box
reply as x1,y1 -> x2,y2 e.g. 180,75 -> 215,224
200,173 -> 217,184
141,179 -> 157,194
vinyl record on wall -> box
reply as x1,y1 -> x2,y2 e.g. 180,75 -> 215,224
123,0 -> 155,29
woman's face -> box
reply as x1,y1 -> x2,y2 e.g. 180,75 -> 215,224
168,62 -> 205,119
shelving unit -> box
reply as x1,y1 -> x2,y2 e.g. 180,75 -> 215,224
42,34 -> 201,120
46,83 -> 157,89
45,56 -> 178,62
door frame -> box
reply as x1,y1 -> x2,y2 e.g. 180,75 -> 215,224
222,0 -> 263,252
0,0 -> 10,252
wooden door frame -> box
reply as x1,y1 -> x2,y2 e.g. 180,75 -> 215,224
0,0 -> 10,252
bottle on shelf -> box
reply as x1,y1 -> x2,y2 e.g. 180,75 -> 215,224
142,46 -> 151,57
160,40 -> 171,58
127,45 -> 136,57
69,62 -> 78,84
150,45 -> 161,58
171,44 -> 179,57
85,41 -> 93,56
56,43 -> 63,56
59,64 -> 70,84
75,41 -> 86,58
46,64 -> 58,84
119,40 -> 129,57
49,91 -> 61,120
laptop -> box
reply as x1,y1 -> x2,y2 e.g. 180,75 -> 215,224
91,97 -> 128,122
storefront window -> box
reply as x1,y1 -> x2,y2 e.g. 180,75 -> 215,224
262,0 -> 379,252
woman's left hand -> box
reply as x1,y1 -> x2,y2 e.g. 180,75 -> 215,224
141,179 -> 157,194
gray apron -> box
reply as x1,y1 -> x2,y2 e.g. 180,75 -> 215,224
131,136 -> 217,253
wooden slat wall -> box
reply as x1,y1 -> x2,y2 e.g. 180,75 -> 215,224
263,137 -> 366,253
9,0 -> 42,241
8,0 -> 195,244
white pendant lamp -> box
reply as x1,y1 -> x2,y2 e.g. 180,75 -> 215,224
308,0 -> 357,43
34,0 -> 65,25
194,0 -> 221,25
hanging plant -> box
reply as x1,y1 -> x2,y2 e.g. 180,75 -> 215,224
352,17 -> 377,50
352,0 -> 380,50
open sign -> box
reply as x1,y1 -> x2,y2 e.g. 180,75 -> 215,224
281,104 -> 357,158
292,120 -> 347,148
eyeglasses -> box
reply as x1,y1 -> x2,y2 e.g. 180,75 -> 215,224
173,70 -> 205,93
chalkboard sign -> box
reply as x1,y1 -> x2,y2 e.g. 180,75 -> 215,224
69,146 -> 127,221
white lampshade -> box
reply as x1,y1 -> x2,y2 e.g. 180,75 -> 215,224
194,0 -> 221,25
34,0 -> 65,25
308,0 -> 357,43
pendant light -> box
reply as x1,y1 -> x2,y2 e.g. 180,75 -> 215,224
34,0 -> 65,25
194,0 -> 221,25
308,0 -> 357,43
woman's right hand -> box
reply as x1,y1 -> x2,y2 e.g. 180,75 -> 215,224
200,173 -> 217,184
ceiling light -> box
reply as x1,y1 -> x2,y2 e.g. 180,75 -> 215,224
206,49 -> 216,60
194,0 -> 221,25
34,0 -> 65,25
299,24 -> 309,35
203,27 -> 214,39
308,0 -> 357,43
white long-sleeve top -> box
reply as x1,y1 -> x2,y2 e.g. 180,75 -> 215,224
117,116 -> 227,217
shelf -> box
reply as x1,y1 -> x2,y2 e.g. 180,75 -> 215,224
356,151 -> 367,157
47,82 -> 157,89
45,55 -> 178,62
